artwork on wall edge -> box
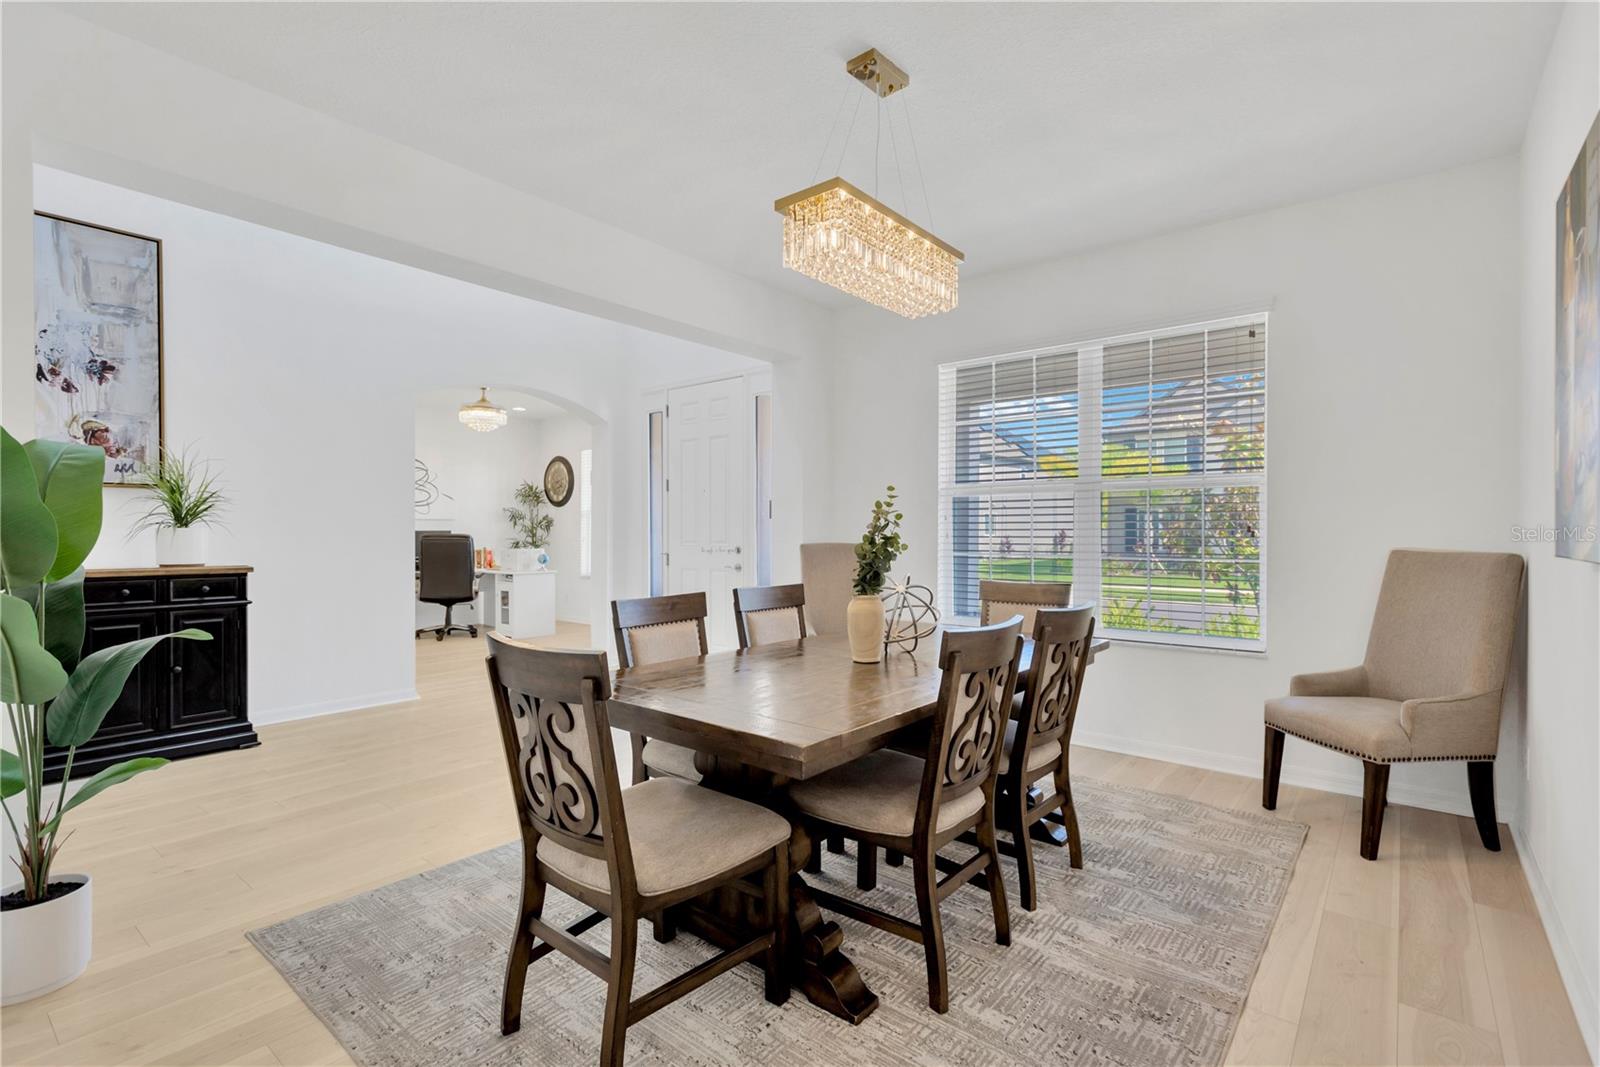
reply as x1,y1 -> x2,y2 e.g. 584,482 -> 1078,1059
1555,112 -> 1600,563
33,211 -> 165,487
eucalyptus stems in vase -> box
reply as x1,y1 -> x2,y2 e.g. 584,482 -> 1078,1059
847,485 -> 908,663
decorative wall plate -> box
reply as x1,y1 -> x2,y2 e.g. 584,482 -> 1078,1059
544,456 -> 574,507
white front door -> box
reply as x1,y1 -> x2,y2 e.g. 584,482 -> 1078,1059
666,377 -> 750,650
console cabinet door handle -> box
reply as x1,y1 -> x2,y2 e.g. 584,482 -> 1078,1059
172,665 -> 184,675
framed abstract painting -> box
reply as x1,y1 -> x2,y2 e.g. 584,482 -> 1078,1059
1556,114 -> 1600,563
33,212 -> 164,486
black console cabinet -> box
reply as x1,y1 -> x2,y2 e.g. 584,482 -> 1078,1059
44,566 -> 257,783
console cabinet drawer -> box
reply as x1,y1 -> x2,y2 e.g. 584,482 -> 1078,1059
171,575 -> 241,601
86,579 -> 158,606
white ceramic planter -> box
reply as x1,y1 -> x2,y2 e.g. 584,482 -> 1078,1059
1,874 -> 92,1005
846,594 -> 886,664
155,526 -> 206,566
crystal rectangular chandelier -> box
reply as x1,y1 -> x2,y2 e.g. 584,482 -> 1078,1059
775,48 -> 962,319
776,177 -> 962,319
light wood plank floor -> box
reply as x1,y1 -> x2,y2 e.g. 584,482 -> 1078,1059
2,629 -> 1588,1066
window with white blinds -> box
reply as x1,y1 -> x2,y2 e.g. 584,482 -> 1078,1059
579,448 -> 594,579
937,314 -> 1267,650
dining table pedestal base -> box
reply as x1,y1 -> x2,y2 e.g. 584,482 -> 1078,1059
669,761 -> 881,1025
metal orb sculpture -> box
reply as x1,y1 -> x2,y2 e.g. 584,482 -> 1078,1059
882,577 -> 939,656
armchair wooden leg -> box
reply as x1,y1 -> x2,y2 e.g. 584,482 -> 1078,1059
651,908 -> 676,944
499,869 -> 545,1035
1359,761 -> 1391,861
600,910 -> 637,1067
1467,761 -> 1501,852
826,834 -> 845,855
884,849 -> 904,867
912,848 -> 950,1013
1263,726 -> 1285,810
856,843 -> 878,891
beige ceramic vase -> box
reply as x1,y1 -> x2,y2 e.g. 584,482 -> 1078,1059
846,594 -> 886,664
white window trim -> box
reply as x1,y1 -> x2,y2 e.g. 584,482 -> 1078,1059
937,312 -> 1268,653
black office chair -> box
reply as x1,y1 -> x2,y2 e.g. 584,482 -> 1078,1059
416,533 -> 478,641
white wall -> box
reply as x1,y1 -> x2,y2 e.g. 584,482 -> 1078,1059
827,156 -> 1525,820
1514,2 -> 1600,1054
22,166 -> 748,724
536,414 -> 595,621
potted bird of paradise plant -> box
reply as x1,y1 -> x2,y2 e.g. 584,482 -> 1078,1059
1,427 -> 210,1004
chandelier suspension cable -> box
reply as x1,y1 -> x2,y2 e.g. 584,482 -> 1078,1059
887,94 -> 910,218
810,82 -> 854,186
874,94 -> 883,200
902,93 -> 935,229
838,85 -> 864,179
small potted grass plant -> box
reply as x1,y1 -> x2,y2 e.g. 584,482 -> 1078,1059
2,427 -> 210,1004
848,485 -> 908,664
131,447 -> 227,566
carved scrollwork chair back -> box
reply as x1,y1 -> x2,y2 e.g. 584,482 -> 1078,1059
918,617 -> 1026,833
484,634 -> 636,894
1012,605 -> 1097,780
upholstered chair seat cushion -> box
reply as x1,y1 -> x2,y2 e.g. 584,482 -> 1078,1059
1264,695 -> 1412,761
641,739 -> 702,781
997,719 -> 1062,777
745,606 -> 803,645
535,778 -> 790,898
788,749 -> 986,838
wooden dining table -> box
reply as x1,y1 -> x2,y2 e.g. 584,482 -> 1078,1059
607,629 -> 1109,1024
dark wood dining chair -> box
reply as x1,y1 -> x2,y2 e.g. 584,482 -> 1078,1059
484,633 -> 792,1067
992,604 -> 1096,909
611,593 -> 709,784
978,578 -> 1073,634
733,583 -> 807,649
788,617 -> 1024,1013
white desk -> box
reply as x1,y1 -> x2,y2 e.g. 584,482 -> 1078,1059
476,569 -> 556,639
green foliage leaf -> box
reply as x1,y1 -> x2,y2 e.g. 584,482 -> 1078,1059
24,439 -> 105,580
46,629 -> 212,748
0,592 -> 69,704
42,757 -> 168,834
1,427 -> 59,589
18,569 -> 86,672
1,749 -> 25,800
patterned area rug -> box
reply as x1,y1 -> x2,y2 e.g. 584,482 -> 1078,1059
248,778 -> 1305,1066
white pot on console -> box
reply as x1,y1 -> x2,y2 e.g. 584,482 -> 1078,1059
155,526 -> 206,566
1,874 -> 92,1005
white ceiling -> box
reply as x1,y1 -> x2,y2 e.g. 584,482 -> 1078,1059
65,2 -> 1560,310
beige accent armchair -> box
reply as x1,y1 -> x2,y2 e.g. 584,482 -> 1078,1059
1262,549 -> 1524,860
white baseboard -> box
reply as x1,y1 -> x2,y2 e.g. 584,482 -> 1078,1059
253,688 -> 419,727
1071,728 -> 1486,819
1510,821 -> 1599,1064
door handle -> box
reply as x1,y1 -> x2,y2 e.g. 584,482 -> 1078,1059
731,563 -> 743,572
